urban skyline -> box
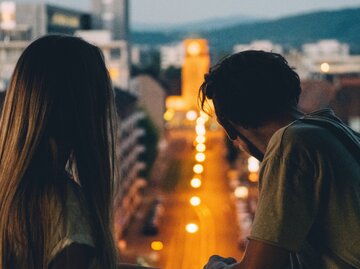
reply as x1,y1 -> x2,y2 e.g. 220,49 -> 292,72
9,0 -> 360,25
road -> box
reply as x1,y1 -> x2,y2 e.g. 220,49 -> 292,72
121,128 -> 243,268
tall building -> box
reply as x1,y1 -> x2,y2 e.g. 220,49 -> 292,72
0,2 -> 90,41
91,0 -> 129,40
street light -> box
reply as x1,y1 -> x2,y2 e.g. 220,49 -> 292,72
190,177 -> 202,188
234,186 -> 249,199
193,164 -> 204,174
320,62 -> 330,73
196,117 -> 206,125
189,196 -> 201,206
195,125 -> 206,135
195,152 -> 206,162
163,109 -> 175,121
248,156 -> 260,173
185,223 -> 199,233
186,110 -> 198,121
195,135 -> 206,144
151,241 -> 164,251
196,143 -> 206,152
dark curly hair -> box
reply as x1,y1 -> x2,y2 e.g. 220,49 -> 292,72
199,50 -> 301,128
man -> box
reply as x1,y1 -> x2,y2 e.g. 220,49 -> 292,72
199,51 -> 360,269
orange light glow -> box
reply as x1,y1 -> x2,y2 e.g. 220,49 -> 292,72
196,143 -> 206,152
151,241 -> 164,251
189,196 -> 201,206
195,135 -> 206,144
234,186 -> 249,199
193,164 -> 204,174
195,152 -> 206,162
185,223 -> 199,233
248,172 -> 259,182
190,177 -> 202,188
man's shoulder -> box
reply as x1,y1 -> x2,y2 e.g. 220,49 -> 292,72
271,120 -> 330,148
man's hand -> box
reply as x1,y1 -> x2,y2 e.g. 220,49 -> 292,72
203,255 -> 237,269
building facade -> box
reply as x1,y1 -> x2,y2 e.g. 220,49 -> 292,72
0,2 -> 90,41
91,0 -> 129,41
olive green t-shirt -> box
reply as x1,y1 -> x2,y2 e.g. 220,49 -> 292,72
249,111 -> 360,268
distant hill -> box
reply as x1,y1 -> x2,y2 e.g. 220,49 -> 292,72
132,15 -> 260,32
131,7 -> 360,53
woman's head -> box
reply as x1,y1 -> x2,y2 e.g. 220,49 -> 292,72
0,35 -> 117,268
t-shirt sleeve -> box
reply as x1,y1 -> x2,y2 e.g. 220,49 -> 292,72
249,127 -> 322,251
49,181 -> 95,262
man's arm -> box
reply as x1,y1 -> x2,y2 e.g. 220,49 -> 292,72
204,239 -> 290,269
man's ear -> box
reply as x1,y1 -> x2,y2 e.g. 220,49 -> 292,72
221,121 -> 238,140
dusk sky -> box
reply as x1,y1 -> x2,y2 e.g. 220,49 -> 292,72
16,0 -> 360,24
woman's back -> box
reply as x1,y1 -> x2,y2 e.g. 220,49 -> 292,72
0,35 -> 118,269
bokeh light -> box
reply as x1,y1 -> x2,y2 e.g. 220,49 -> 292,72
185,223 -> 199,233
163,109 -> 175,121
186,110 -> 198,121
189,196 -> 201,206
195,125 -> 206,135
196,117 -> 206,125
195,152 -> 206,162
320,62 -> 330,73
248,172 -> 259,183
190,177 -> 202,188
234,186 -> 249,199
193,164 -> 204,174
248,156 -> 260,172
195,135 -> 206,144
196,143 -> 206,152
151,241 -> 164,251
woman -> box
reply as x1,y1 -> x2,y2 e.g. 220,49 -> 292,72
0,35 -> 154,269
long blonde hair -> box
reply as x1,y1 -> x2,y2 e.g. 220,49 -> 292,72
0,35 -> 117,268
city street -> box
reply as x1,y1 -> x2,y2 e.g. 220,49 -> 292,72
121,128 -> 243,268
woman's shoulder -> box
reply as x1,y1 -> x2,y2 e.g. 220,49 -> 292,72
49,174 -> 95,263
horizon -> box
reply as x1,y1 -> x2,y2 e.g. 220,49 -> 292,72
11,0 -> 360,26
132,4 -> 360,26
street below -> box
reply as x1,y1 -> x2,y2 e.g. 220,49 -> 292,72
121,128 -> 243,268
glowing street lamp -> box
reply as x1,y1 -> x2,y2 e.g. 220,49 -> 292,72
195,125 -> 206,135
196,117 -> 206,125
193,164 -> 204,174
195,152 -> 206,162
320,62 -> 330,73
151,241 -> 164,251
163,109 -> 175,121
189,196 -> 201,206
186,223 -> 199,233
196,143 -> 206,152
248,172 -> 259,183
195,135 -> 206,144
234,186 -> 249,199
186,110 -> 198,121
190,177 -> 202,188
248,156 -> 260,173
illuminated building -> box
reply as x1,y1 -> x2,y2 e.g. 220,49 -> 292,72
181,39 -> 210,110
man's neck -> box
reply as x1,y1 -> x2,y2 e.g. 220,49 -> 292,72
243,108 -> 304,155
